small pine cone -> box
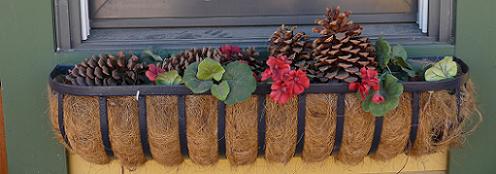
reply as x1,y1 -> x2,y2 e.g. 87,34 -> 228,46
162,47 -> 262,75
237,47 -> 265,73
161,48 -> 223,75
65,51 -> 147,86
268,25 -> 313,70
311,7 -> 377,83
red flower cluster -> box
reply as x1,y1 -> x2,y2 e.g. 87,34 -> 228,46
348,67 -> 384,104
261,55 -> 310,104
145,64 -> 165,82
219,45 -> 241,59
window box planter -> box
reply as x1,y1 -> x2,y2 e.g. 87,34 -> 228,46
48,57 -> 477,170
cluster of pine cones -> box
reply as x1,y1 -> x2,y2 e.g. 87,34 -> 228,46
269,6 -> 377,83
64,48 -> 262,86
65,6 -> 376,86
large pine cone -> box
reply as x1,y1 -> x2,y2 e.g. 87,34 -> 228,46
161,47 -> 262,75
311,7 -> 377,83
268,25 -> 313,70
65,52 -> 147,86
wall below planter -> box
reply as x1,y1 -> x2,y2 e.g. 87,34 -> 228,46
69,152 -> 448,174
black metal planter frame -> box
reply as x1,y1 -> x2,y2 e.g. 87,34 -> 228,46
49,57 -> 469,160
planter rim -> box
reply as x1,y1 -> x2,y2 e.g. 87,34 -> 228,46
49,57 -> 469,96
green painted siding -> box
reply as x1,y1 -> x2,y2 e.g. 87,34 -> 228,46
450,0 -> 496,173
0,0 -> 493,173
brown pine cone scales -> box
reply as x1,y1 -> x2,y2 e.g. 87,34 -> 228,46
311,7 -> 377,83
161,47 -> 262,75
65,51 -> 147,86
268,25 -> 313,70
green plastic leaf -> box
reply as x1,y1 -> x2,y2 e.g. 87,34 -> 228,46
222,61 -> 257,105
197,58 -> 225,81
142,49 -> 163,62
211,81 -> 230,101
156,70 -> 183,85
375,37 -> 392,69
183,62 -> 214,93
424,56 -> 458,81
362,74 -> 404,117
392,45 -> 408,61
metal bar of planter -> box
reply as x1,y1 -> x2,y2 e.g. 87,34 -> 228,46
98,96 -> 113,157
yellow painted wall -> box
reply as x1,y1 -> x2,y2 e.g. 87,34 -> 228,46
70,151 -> 447,174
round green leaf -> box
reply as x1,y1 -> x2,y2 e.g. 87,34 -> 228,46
375,37 -> 392,69
183,62 -> 213,93
222,61 -> 257,105
425,56 -> 458,81
211,81 -> 230,101
197,58 -> 225,81
156,70 -> 183,85
362,74 -> 404,117
392,45 -> 408,61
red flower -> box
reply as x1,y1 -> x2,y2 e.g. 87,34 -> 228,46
286,70 -> 310,95
146,64 -> 165,82
261,55 -> 309,105
348,67 -> 380,100
265,55 -> 291,81
220,45 -> 241,59
269,81 -> 292,105
371,93 -> 385,104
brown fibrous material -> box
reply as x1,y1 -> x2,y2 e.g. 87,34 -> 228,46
372,93 -> 412,161
302,94 -> 337,162
336,94 -> 375,165
47,78 -> 481,167
185,95 -> 219,165
147,96 -> 183,166
265,97 -> 298,163
107,96 -> 146,170
49,91 -> 110,164
225,96 -> 258,165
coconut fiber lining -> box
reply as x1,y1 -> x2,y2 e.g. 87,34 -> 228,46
185,95 -> 219,165
48,88 -> 67,149
225,96 -> 258,165
302,94 -> 337,162
371,93 -> 412,161
336,94 -> 375,165
265,97 -> 298,163
147,96 -> 183,166
49,91 -> 111,165
107,96 -> 146,170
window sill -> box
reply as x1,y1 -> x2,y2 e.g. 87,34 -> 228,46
62,23 -> 452,52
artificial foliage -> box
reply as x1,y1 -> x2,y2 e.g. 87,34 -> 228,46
425,56 -> 458,81
361,74 -> 404,117
183,58 -> 256,105
261,55 -> 310,104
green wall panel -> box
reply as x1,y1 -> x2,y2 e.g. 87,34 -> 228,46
0,0 -> 67,173
450,0 -> 496,173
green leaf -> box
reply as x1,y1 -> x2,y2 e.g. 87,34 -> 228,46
156,70 -> 183,85
392,45 -> 408,61
222,61 -> 257,105
375,37 -> 392,69
362,74 -> 404,117
142,49 -> 163,62
424,56 -> 458,81
183,62 -> 214,93
197,58 -> 225,81
211,81 -> 230,101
